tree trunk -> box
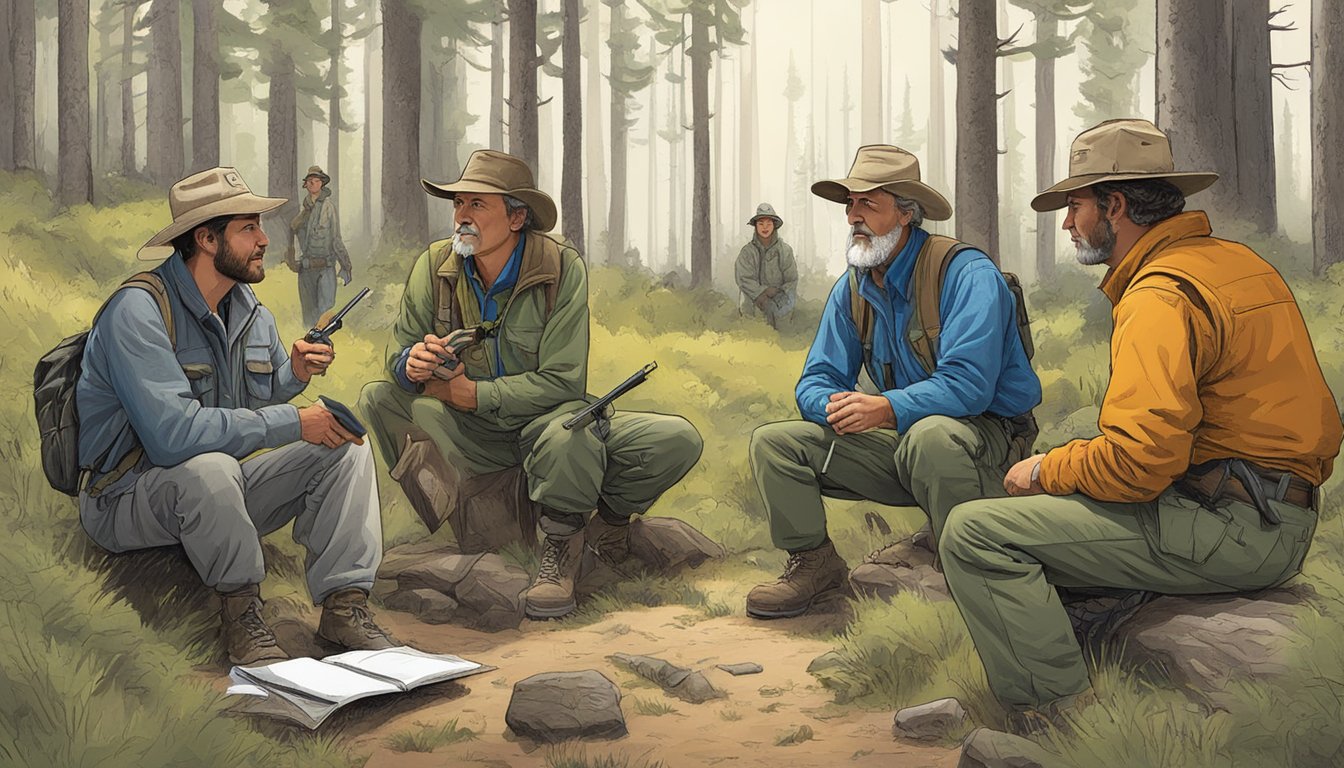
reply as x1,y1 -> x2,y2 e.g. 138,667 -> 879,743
121,1 -> 136,176
1155,0 -> 1235,220
146,0 -> 183,186
860,0 -> 881,144
1034,12 -> 1057,281
647,53 -> 658,270
1315,0 -> 1344,275
738,0 -> 757,225
561,0 -> 585,254
327,0 -> 341,185
381,0 -> 426,248
955,0 -> 997,257
584,0 -> 606,251
362,10 -> 375,241
192,0 -> 219,170
1,3 -> 17,170
1226,1 -> 1275,233
927,0 -> 946,198
689,12 -> 710,287
94,15 -> 112,175
508,0 -> 538,172
57,0 -> 92,205
267,47 -> 298,249
13,0 -> 37,170
607,2 -> 627,264
491,16 -> 505,151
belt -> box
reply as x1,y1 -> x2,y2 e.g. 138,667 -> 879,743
303,257 -> 330,269
1177,458 -> 1317,525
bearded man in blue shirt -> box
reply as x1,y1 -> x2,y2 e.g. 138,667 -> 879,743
745,145 -> 1042,619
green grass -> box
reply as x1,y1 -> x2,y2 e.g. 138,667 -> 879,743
544,745 -> 666,768
382,718 -> 476,753
628,697 -> 680,716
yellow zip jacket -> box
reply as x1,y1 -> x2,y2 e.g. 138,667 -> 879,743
1040,211 -> 1342,502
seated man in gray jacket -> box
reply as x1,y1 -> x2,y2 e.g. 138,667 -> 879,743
76,167 -> 395,665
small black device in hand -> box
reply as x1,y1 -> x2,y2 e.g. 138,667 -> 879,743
318,395 -> 367,438
305,287 -> 371,346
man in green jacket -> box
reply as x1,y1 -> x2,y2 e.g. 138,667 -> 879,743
287,165 -> 354,328
735,203 -> 797,328
359,150 -> 704,620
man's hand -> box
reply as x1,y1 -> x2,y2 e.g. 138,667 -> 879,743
1004,454 -> 1047,496
423,371 -> 478,412
825,391 -> 897,435
406,333 -> 456,383
763,286 -> 780,299
291,339 -> 334,382
338,266 -> 352,286
298,401 -> 363,448
754,291 -> 771,310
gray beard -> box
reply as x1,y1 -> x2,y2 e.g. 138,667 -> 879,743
1075,218 -> 1116,266
846,225 -> 905,270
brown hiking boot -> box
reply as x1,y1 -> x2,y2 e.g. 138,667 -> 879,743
219,586 -> 289,665
524,531 -> 584,619
584,513 -> 633,570
746,540 -> 850,619
317,588 -> 399,650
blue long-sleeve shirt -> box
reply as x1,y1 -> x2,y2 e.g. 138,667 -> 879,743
796,227 -> 1041,431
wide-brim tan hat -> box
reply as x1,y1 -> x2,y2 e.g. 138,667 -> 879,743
139,167 -> 287,259
1031,118 -> 1219,212
811,145 -> 952,221
421,149 -> 557,232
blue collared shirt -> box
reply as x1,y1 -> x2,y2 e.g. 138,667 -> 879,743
394,233 -> 527,389
795,226 -> 1041,430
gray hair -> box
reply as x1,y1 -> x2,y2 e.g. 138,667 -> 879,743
503,194 -> 538,231
892,194 -> 925,228
1092,179 -> 1186,227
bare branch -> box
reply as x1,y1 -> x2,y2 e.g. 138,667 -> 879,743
1273,60 -> 1311,69
996,88 -> 1012,101
1272,71 -> 1300,90
537,96 -> 554,107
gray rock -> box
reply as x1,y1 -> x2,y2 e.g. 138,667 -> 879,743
850,562 -> 951,603
716,662 -> 763,676
610,653 -> 727,703
958,728 -> 1051,768
384,588 -> 459,624
452,466 -> 541,555
669,670 -> 728,703
505,670 -> 627,743
893,697 -> 967,741
455,554 -> 529,631
377,541 -> 454,578
397,553 -> 485,593
627,518 -> 725,572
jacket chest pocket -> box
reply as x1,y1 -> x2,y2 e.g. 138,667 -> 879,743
244,346 -> 275,404
177,348 -> 217,407
503,325 -> 544,371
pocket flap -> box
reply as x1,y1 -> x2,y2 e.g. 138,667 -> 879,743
1157,495 -> 1230,564
181,363 -> 214,381
246,359 -> 274,374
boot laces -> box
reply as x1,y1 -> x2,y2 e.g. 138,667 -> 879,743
238,601 -> 278,645
779,551 -> 808,581
537,537 -> 568,583
349,604 -> 389,640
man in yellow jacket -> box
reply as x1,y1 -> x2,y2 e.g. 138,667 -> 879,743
939,118 -> 1343,737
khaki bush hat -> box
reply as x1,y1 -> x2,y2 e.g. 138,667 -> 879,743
748,202 -> 783,227
421,150 -> 557,232
139,167 -> 287,259
1031,118 -> 1219,212
811,145 -> 952,221
303,165 -> 331,184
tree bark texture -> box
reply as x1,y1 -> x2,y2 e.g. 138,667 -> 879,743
121,1 -> 137,176
928,0 -> 946,198
192,0 -> 220,170
1314,0 -> 1344,275
584,0 -> 606,248
267,47 -> 298,248
362,11 -> 375,240
955,0 -> 998,258
1226,0 -> 1275,233
0,2 -> 15,170
1155,0 -> 1235,220
491,17 -> 505,151
13,0 -> 37,170
57,0 -> 92,206
1034,12 -> 1056,280
327,0 -> 341,185
381,0 -> 426,248
561,0 -> 585,255
94,14 -> 112,175
146,0 -> 184,187
689,12 -> 711,287
508,0 -> 539,173
738,0 -> 757,224
606,1 -> 627,264
860,0 -> 882,144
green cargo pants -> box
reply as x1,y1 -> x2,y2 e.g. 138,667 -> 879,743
749,414 -> 1013,551
359,381 -> 703,534
939,489 -> 1317,710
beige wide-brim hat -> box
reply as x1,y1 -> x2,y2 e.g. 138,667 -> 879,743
139,167 -> 288,259
421,150 -> 557,232
1031,118 -> 1219,212
811,145 -> 953,221
748,202 -> 783,227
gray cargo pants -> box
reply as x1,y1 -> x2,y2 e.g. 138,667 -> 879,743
298,265 -> 337,328
78,440 -> 382,603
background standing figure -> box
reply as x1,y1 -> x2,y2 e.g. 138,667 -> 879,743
288,165 -> 354,328
735,202 -> 797,329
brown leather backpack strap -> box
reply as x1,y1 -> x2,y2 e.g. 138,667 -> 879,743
909,235 -> 971,375
847,268 -> 877,382
432,243 -> 463,336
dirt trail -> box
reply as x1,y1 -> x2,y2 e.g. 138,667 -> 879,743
340,605 -> 960,768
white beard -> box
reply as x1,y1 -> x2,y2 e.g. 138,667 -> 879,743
846,225 -> 905,269
1074,219 -> 1115,266
452,232 -> 477,257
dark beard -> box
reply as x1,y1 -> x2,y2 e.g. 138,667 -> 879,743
214,237 -> 265,283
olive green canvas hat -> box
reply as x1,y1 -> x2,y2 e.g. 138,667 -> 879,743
421,149 -> 558,232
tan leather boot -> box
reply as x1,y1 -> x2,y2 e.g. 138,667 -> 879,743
219,585 -> 288,665
317,588 -> 399,650
524,531 -> 584,619
746,540 -> 850,619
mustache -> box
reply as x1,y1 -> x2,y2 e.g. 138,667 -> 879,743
456,224 -> 480,237
849,224 -> 876,238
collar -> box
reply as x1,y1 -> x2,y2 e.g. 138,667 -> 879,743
753,234 -> 778,251
160,251 -> 260,324
1099,211 -> 1213,305
860,226 -> 929,301
463,232 -> 527,295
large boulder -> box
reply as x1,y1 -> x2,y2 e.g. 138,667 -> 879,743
505,671 -> 627,743
452,466 -> 541,555
627,517 -> 725,572
850,527 -> 951,602
387,552 -> 528,631
958,728 -> 1051,768
893,698 -> 968,741
383,588 -> 459,624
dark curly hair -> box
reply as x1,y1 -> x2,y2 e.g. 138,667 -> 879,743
170,215 -> 235,258
1092,179 -> 1186,226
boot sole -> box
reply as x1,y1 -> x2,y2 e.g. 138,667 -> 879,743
746,583 -> 849,620
524,599 -> 578,620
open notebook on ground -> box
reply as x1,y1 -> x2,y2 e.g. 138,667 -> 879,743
226,646 -> 490,728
